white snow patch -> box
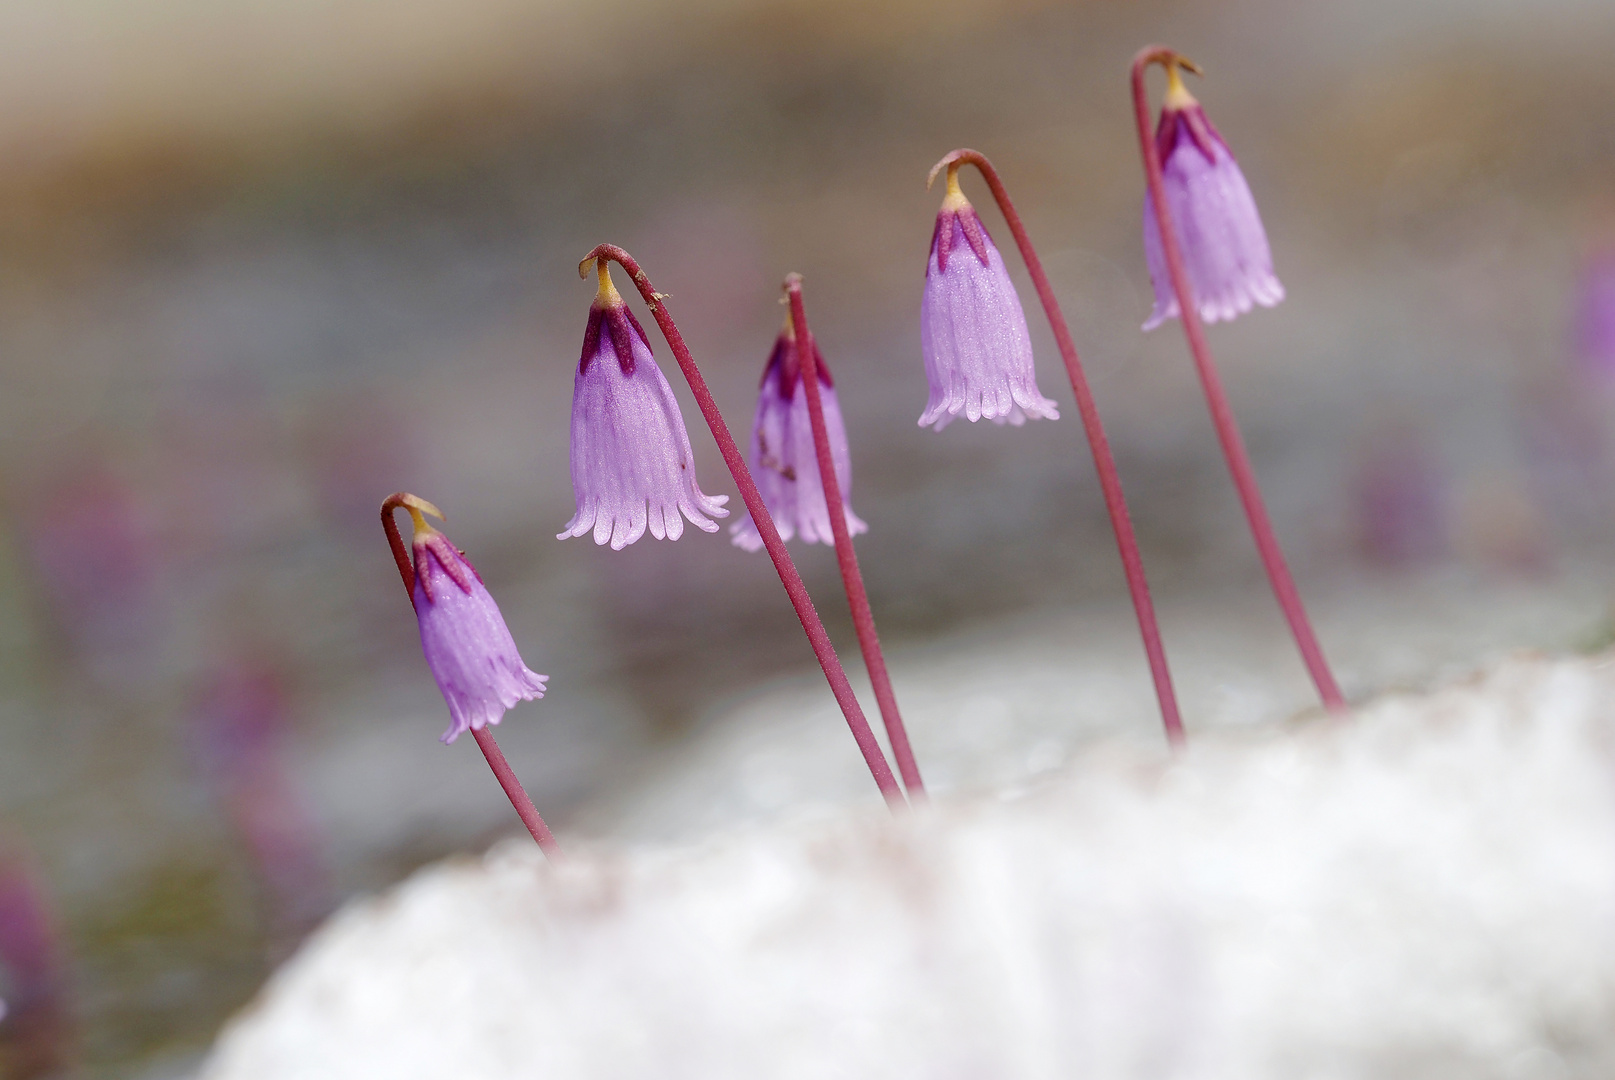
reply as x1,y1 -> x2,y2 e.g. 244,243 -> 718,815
203,651 -> 1615,1079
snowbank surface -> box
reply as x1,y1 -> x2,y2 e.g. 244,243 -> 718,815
202,651 -> 1615,1079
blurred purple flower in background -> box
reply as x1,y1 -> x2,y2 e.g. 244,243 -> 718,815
559,261 -> 730,548
303,394 -> 419,538
920,168 -> 1058,430
1574,249 -> 1615,380
1352,423 -> 1448,567
0,840 -> 71,1078
25,465 -> 160,673
190,655 -> 331,948
1141,62 -> 1284,330
405,498 -> 547,744
732,320 -> 867,552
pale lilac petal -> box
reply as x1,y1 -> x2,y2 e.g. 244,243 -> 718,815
920,210 -> 1059,431
730,359 -> 795,549
729,517 -> 765,552
732,336 -> 868,549
1142,106 -> 1284,331
413,539 -> 546,745
786,383 -> 867,546
561,305 -> 729,548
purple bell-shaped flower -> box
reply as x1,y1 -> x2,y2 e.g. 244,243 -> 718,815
559,261 -> 729,549
1142,61 -> 1285,330
400,497 -> 547,744
920,167 -> 1059,431
731,318 -> 867,551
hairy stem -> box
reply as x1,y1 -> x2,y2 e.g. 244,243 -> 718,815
1128,48 -> 1345,713
930,149 -> 1187,747
576,248 -> 907,811
785,274 -> 926,797
382,493 -> 564,855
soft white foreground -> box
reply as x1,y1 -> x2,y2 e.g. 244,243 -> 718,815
203,650 -> 1615,1079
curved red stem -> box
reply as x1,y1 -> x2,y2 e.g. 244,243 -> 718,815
1128,47 -> 1346,714
381,492 -> 418,604
579,245 -> 907,811
932,149 -> 1186,748
785,276 -> 926,798
381,493 -> 563,856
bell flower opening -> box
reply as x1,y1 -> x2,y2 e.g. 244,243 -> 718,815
920,167 -> 1058,431
559,261 -> 729,550
1142,60 -> 1284,331
404,501 -> 547,745
732,319 -> 868,552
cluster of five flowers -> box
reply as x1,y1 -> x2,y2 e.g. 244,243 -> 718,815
384,49 -> 1329,853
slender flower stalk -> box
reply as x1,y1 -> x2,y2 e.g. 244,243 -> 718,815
929,149 -> 1186,747
381,493 -> 562,856
577,245 -> 906,811
1130,47 -> 1345,713
784,274 -> 925,797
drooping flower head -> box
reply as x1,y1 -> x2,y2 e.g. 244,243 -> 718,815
559,259 -> 729,549
1142,58 -> 1285,330
399,496 -> 547,744
919,164 -> 1059,431
731,317 -> 868,552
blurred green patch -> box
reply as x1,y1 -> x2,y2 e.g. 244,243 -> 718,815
71,856 -> 266,1072
1573,609 -> 1615,656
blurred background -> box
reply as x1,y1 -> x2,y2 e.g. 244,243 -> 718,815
0,0 -> 1614,1074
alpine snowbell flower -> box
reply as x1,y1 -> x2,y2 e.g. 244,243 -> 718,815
732,318 -> 867,552
1132,46 -> 1342,715
381,493 -> 560,855
559,261 -> 728,549
1141,59 -> 1284,330
920,166 -> 1059,430
399,496 -> 547,744
922,148 -> 1186,747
